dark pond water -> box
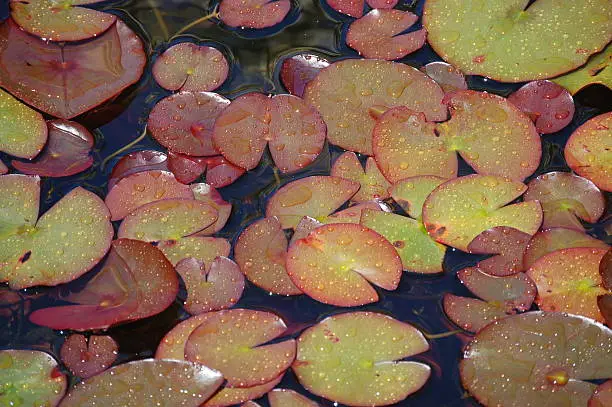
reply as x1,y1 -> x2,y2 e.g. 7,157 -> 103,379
0,0 -> 610,405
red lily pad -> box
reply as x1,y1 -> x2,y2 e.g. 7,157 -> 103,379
212,93 -> 326,172
10,0 -> 116,42
185,309 -> 296,388
590,380 -> 612,407
0,175 -> 113,289
30,239 -> 179,330
421,62 -> 467,93
0,349 -> 67,407
524,171 -> 605,231
467,226 -> 532,276
191,183 -> 232,234
564,112 -> 612,192
219,0 -> 291,29
205,376 -> 284,407
304,58 -> 446,154
234,217 -> 301,296
507,80 -> 575,134
280,53 -> 330,97
346,9 -> 427,61
268,389 -> 319,407
289,216 -> 324,246
457,267 -> 536,312
108,150 -> 168,189
326,0 -> 363,17
158,236 -> 231,268
599,294 -> 612,326
266,176 -> 359,229
460,312 -> 612,407
0,19 -> 146,119
422,175 -> 542,252
105,170 -> 193,221
152,43 -> 229,92
293,312 -> 430,406
176,256 -> 245,314
390,175 -> 446,219
60,334 -> 118,379
204,155 -> 246,188
0,88 -> 47,159
168,152 -> 207,184
59,359 -> 223,407
523,228 -> 609,269
12,119 -> 94,177
443,293 -> 508,333
148,91 -> 230,156
331,152 -> 390,202
366,0 -> 398,9
0,159 -> 7,175
526,247 -> 609,322
326,200 -> 390,224
286,223 -> 402,306
602,249 -> 612,290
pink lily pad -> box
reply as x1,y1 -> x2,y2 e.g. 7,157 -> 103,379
191,183 -> 232,234
524,171 -> 605,231
158,236 -> 231,268
219,0 -> 291,29
326,200 -> 390,223
590,380 -> 612,407
443,293 -> 508,333
523,228 -> 609,269
289,216 -> 324,246
346,9 -> 427,61
422,175 -> 542,252
0,19 -> 146,119
0,175 -> 113,289
293,312 -> 430,406
268,389 -> 319,407
105,170 -> 193,221
507,80 -> 575,134
205,376 -> 284,407
0,159 -> 7,175
176,256 -> 245,314
286,223 -> 402,306
280,53 -> 330,97
60,334 -> 118,379
10,0 -> 116,42
185,309 -> 296,388
326,0 -> 363,17
59,359 -> 223,407
266,176 -> 359,229
148,91 -> 230,156
304,58 -> 446,154
152,43 -> 229,92
12,120 -> 94,177
212,93 -> 326,172
366,0 -> 398,9
331,152 -> 391,202
421,62 -> 467,93
0,350 -> 67,407
467,226 -> 532,276
0,88 -> 47,159
526,247 -> 609,322
235,217 -> 301,296
204,155 -> 246,188
460,312 -> 612,407
565,112 -> 612,192
168,152 -> 207,184
108,150 -> 168,189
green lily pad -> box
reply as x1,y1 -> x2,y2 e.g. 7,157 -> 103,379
158,236 -> 230,268
293,311 -> 430,406
390,175 -> 446,219
553,44 -> 611,95
331,152 -> 391,202
424,0 -> 612,82
0,88 -> 47,159
268,389 -> 320,407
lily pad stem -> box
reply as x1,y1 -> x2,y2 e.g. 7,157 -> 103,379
101,127 -> 148,171
148,0 -> 170,40
422,329 -> 463,339
171,6 -> 220,39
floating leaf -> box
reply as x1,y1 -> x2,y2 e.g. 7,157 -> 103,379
424,0 -> 612,82
293,312 -> 430,406
0,159 -> 7,175
325,200 -> 390,224
467,226 -> 532,276
268,389 -> 320,407
191,183 -> 232,234
599,294 -> 612,326
304,58 -> 446,154
602,249 -> 612,290
553,44 -> 611,95
0,87 -> 47,159
331,152 -> 390,202
366,0 -> 398,9
390,175 -> 446,219
60,334 -> 118,379
158,236 -> 230,268
205,376 -> 284,407
421,62 -> 467,93
280,53 -> 330,97
289,216 -> 323,246
168,152 -> 207,184
219,0 -> 291,28
590,380 -> 612,407
443,293 -> 507,333
204,155 -> 246,188
326,0 -> 363,17
108,150 -> 168,189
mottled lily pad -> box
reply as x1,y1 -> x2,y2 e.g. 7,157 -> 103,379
0,88 -> 47,159
293,312 -> 430,406
326,0 -> 363,17
443,293 -> 508,333
219,0 -> 291,28
553,44 -> 611,95
421,62 -> 467,93
467,226 -> 532,276
390,175 -> 446,219
108,150 -> 168,188
268,389 -> 319,407
280,53 -> 330,97
331,152 -> 390,202
60,334 -> 118,379
158,236 -> 230,268
424,0 -> 612,82
590,380 -> 612,407
191,183 -> 232,234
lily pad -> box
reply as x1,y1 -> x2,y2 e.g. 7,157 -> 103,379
204,155 -> 246,188
421,62 -> 467,93
443,293 -> 508,333
346,9 -> 427,61
191,183 -> 232,235
289,216 -> 324,246
0,87 -> 47,159
361,209 -> 446,274
460,312 -> 612,407
0,159 -> 6,175
366,0 -> 398,8
286,223 -> 402,306
507,80 -> 575,134
325,200 -> 390,224
599,294 -> 612,326
10,0 -> 117,42
205,376 -> 284,407
390,175 -> 446,219
108,150 -> 168,189
326,0 -> 363,17
590,380 -> 612,407
158,236 -> 230,268
304,58 -> 446,154
423,0 -> 612,82
268,389 -> 319,407
266,176 -> 359,229
602,249 -> 611,289
234,217 -> 301,296
60,334 -> 118,379
280,53 -> 330,97
553,44 -> 611,95
152,43 -> 229,92
13,119 -> 94,177
219,0 -> 291,28
168,152 -> 207,183
0,175 -> 113,289
0,349 -> 67,407
0,19 -> 146,119
467,226 -> 532,276
185,309 -> 296,388
149,91 -> 230,156
293,311 -> 430,406
524,171 -> 605,231
59,359 -> 223,407
330,152 -> 391,202
526,247 -> 609,322
422,175 -> 542,252
564,112 -> 612,192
